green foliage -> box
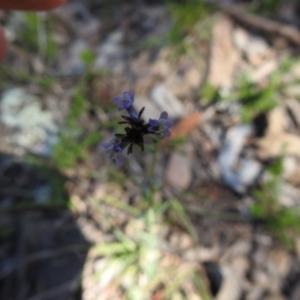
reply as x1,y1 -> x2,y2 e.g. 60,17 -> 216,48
91,205 -> 210,299
251,157 -> 300,246
54,131 -> 99,168
225,76 -> 278,123
92,208 -> 161,299
167,136 -> 187,150
199,82 -> 219,105
0,65 -> 57,89
53,60 -> 100,169
168,0 -> 211,35
169,198 -> 199,243
251,156 -> 284,217
18,12 -> 57,59
36,76 -> 57,89
219,56 -> 297,122
167,0 -> 213,54
80,49 -> 96,66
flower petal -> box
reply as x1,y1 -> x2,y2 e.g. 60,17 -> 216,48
159,111 -> 168,120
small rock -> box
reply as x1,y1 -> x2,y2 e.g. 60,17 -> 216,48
247,38 -> 270,65
185,66 -> 202,89
282,156 -> 299,181
95,30 -> 125,74
169,232 -> 194,250
208,17 -> 239,87
278,183 -> 300,207
233,27 -> 270,65
268,249 -> 291,279
252,270 -> 271,289
216,265 -> 243,300
151,84 -> 185,118
218,124 -> 262,193
233,27 -> 249,52
165,153 -> 192,190
222,240 -> 252,260
231,256 -> 249,275
256,108 -> 300,158
290,61 -> 300,78
183,245 -> 219,262
164,73 -> 193,99
246,287 -> 265,300
0,88 -> 58,156
285,85 -> 300,98
257,132 -> 300,158
267,107 -> 288,135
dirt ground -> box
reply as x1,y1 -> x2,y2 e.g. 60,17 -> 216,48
1,1 -> 300,299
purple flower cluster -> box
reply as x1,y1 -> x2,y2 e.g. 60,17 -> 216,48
101,91 -> 173,164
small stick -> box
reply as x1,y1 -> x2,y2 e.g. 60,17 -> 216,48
221,4 -> 300,46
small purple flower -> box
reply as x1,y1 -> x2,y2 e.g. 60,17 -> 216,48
148,111 -> 173,137
113,91 -> 134,111
101,139 -> 123,165
113,91 -> 138,119
103,92 -> 174,164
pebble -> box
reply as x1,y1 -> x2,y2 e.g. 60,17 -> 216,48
218,124 -> 262,193
183,245 -> 219,262
278,183 -> 300,207
233,27 -> 270,64
0,88 -> 58,156
268,249 -> 291,279
246,287 -> 265,300
216,265 -> 243,300
151,84 -> 185,118
95,30 -> 125,74
169,232 -> 194,250
165,152 -> 192,190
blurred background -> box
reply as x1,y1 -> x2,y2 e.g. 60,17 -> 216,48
1,0 -> 300,299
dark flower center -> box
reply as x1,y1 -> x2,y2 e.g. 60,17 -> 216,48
115,107 -> 153,154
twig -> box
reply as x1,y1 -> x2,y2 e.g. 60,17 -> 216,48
221,4 -> 300,46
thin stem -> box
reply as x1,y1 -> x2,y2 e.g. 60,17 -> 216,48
147,141 -> 160,206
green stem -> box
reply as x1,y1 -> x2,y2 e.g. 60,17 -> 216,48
147,142 -> 160,206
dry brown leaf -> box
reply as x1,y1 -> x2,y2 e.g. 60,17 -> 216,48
170,112 -> 202,139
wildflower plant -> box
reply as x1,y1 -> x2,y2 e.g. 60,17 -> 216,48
101,91 -> 173,165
